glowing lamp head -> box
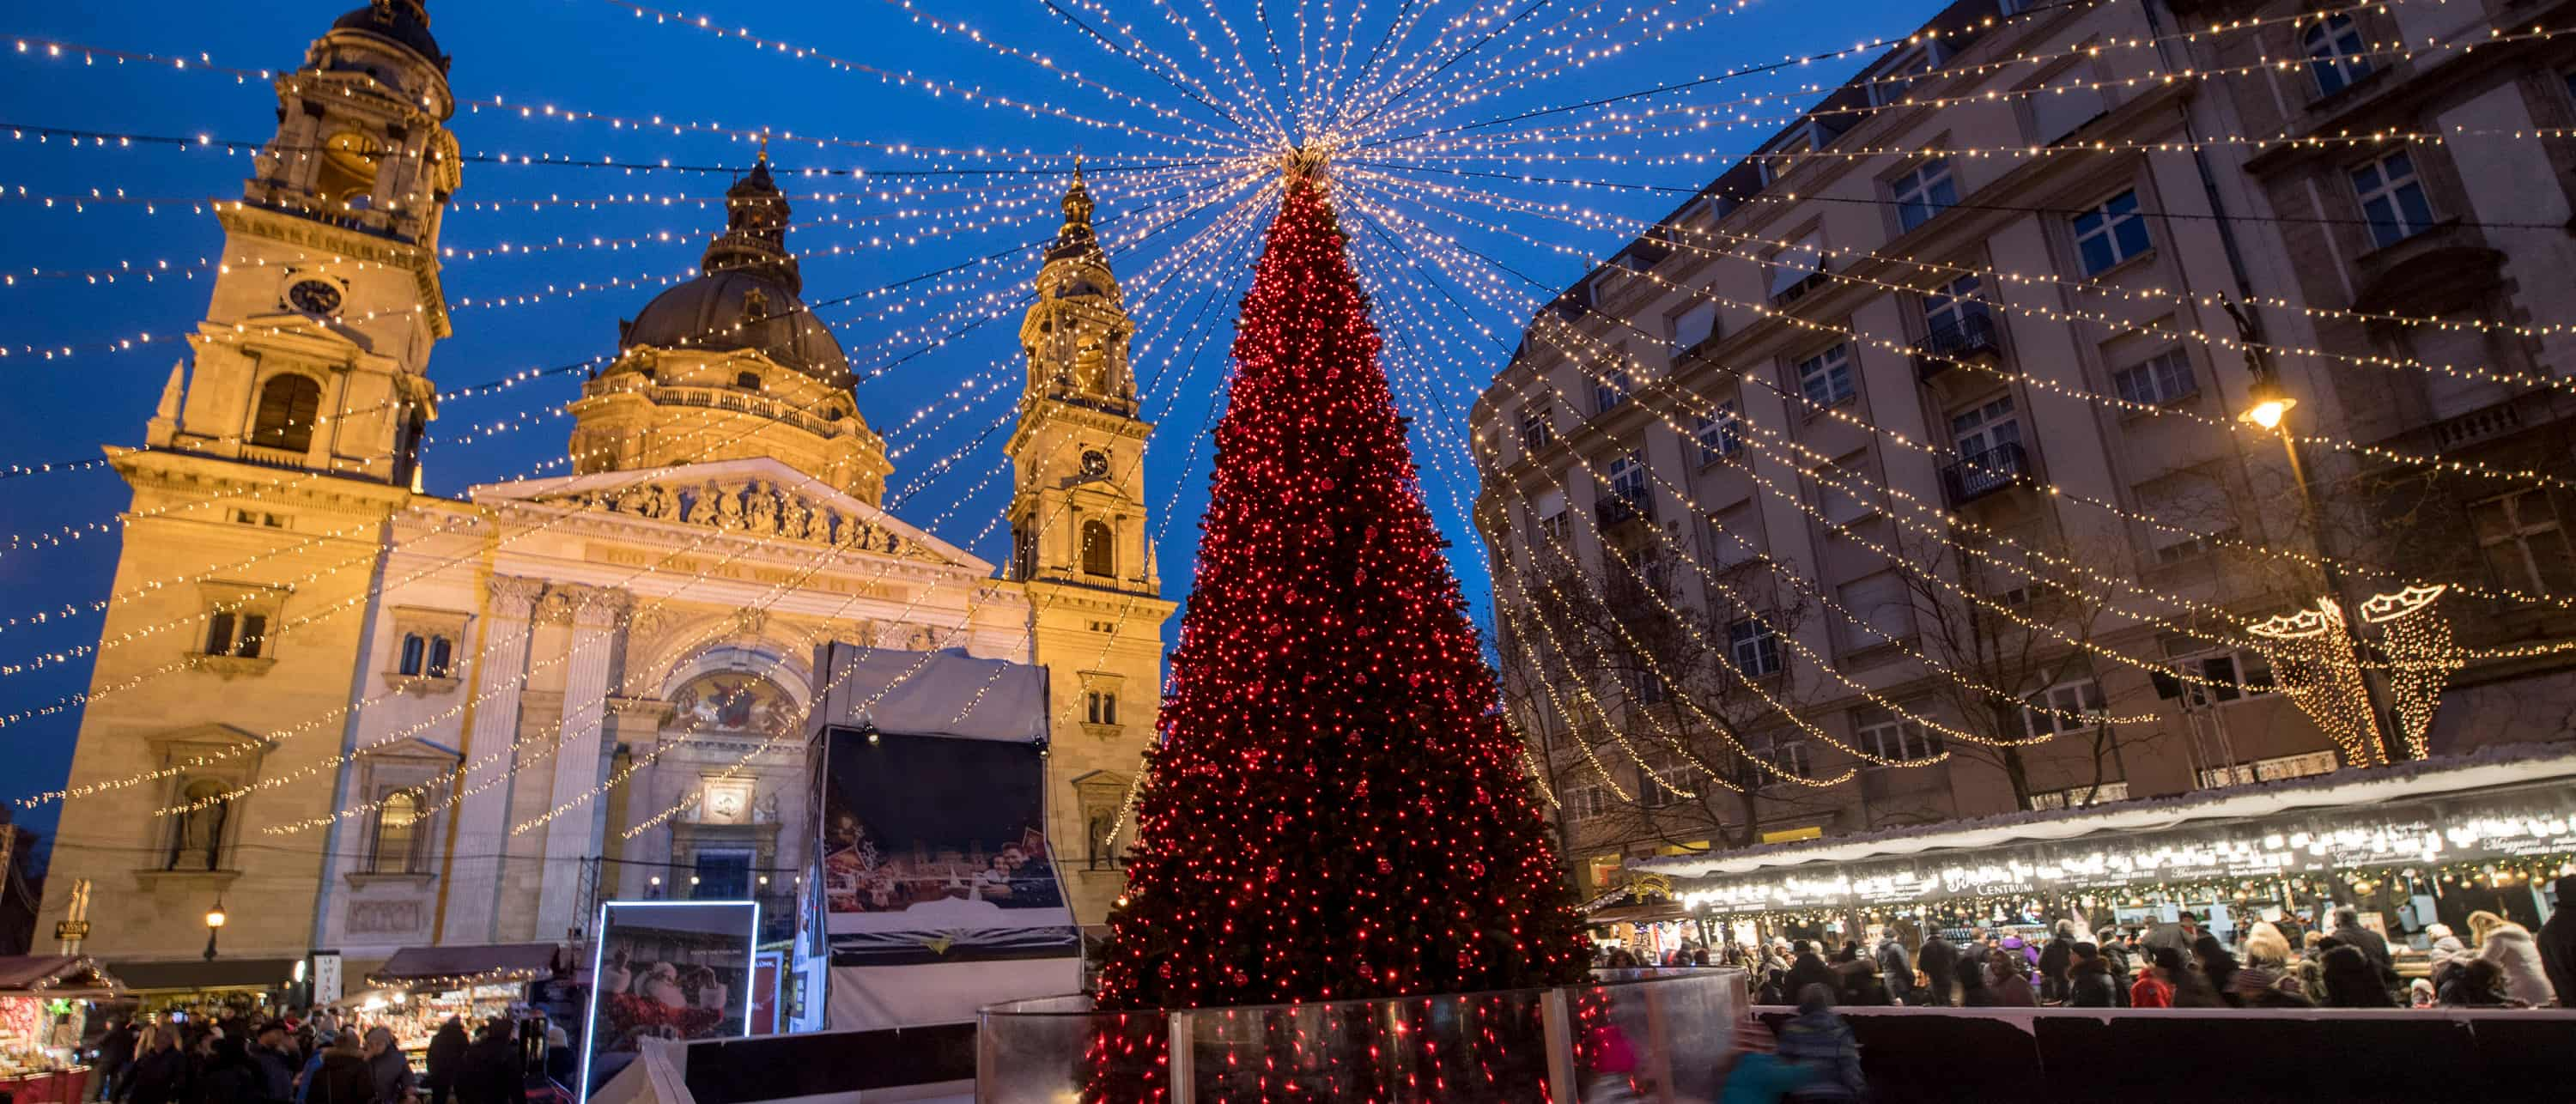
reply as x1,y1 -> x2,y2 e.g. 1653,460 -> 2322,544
2239,379 -> 2298,429
204,904 -> 227,929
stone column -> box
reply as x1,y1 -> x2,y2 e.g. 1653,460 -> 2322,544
536,584 -> 630,940
440,576 -> 544,944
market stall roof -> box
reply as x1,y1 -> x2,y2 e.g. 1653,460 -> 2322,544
0,955 -> 122,996
368,943 -> 559,988
106,957 -> 297,993
1635,743 -> 2576,883
1591,901 -> 1692,925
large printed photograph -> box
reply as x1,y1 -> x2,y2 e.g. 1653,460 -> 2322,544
580,901 -> 756,1097
820,727 -> 1078,963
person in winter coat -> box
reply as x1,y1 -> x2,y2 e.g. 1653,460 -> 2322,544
2241,922 -> 2292,972
2170,948 -> 2227,1009
2318,945 -> 2397,1008
1832,954 -> 1890,1007
2035,922 -> 2077,1004
1755,968 -> 1789,1006
1772,986 -> 1864,1102
2476,922 -> 2554,1007
1874,936 -> 1914,1004
422,1019 -> 468,1104
364,1028 -> 414,1104
93,1017 -> 138,1103
1783,943 -> 1835,1003
1987,951 -> 2037,1007
193,1037 -> 256,1104
2225,963 -> 2313,1009
2541,875 -> 2576,1007
248,1022 -> 301,1104
2064,943 -> 2119,1008
2192,935 -> 2243,1006
1917,934 -> 1959,1007
2130,947 -> 2178,1008
2092,928 -> 2134,1005
453,1019 -> 522,1104
1957,950 -> 1998,1007
123,1027 -> 191,1104
2141,913 -> 2198,961
304,1032 -> 376,1104
2329,906 -> 2394,980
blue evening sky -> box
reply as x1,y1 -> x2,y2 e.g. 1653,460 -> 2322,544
0,0 -> 1930,840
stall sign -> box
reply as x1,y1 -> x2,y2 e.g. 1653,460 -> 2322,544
311,952 -> 343,1005
52,921 -> 88,940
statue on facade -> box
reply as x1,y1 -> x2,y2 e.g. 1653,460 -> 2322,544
716,484 -> 749,531
747,482 -> 780,533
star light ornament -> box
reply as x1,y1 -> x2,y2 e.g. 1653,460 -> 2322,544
2245,598 -> 2381,767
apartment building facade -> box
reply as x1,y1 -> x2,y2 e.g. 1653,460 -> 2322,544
1470,0 -> 2576,895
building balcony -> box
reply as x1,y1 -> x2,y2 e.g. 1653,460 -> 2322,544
1595,493 -> 1656,537
1911,312 -> 2001,383
1941,441 -> 2030,507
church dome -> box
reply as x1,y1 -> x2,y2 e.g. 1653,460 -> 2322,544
620,270 -> 851,383
616,157 -> 852,385
331,1 -> 447,71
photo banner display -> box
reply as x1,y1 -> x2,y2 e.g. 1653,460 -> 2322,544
820,727 -> 1078,964
580,901 -> 757,1101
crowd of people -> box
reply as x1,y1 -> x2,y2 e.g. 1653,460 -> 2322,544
80,1005 -> 574,1104
1653,893 -> 2576,1011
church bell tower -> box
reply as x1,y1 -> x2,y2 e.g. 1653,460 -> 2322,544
1004,168 -> 1174,926
148,0 -> 459,485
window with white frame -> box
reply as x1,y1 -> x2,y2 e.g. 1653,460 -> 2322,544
2071,191 -> 2151,276
1519,403 -> 1556,452
2473,490 -> 2576,594
1795,343 -> 1856,407
1856,710 -> 1943,762
1607,450 -> 1650,503
2020,679 -> 2109,737
2304,14 -> 2372,98
1949,395 -> 2021,465
2196,749 -> 2339,789
1638,751 -> 1692,808
1530,488 -> 1572,547
1564,780 -> 1613,821
1595,365 -> 1634,415
2350,149 -> 2436,250
1694,403 -> 1743,464
1868,45 -> 1941,107
2113,349 -> 2198,406
1728,616 -> 1783,676
2027,780 -> 2129,810
1919,273 -> 1987,345
1762,737 -> 1812,779
2175,647 -> 2275,708
1892,159 -> 1959,233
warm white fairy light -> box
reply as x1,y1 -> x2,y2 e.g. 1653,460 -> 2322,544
2360,585 -> 2454,761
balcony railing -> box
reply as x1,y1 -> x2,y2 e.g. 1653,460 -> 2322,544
1941,441 -> 2029,506
1911,311 -> 2001,382
238,443 -> 311,470
1595,491 -> 1655,532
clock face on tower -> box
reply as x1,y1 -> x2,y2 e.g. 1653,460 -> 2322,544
287,279 -> 343,317
1079,449 -> 1110,479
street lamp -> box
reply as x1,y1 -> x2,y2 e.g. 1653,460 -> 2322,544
2239,380 -> 2406,764
203,898 -> 227,961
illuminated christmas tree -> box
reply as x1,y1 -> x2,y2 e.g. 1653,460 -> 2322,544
1084,167 -> 1589,1096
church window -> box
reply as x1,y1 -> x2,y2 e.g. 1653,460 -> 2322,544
1081,519 -> 1115,577
428,636 -> 453,678
1086,690 -> 1119,726
251,374 -> 322,454
399,634 -> 425,676
369,789 -> 427,874
204,610 -> 269,659
398,634 -> 455,678
736,372 -> 762,391
167,779 -> 232,871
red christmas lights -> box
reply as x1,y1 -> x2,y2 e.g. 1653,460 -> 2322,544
1083,173 -> 1589,1100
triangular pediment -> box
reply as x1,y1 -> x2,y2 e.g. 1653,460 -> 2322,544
200,313 -> 381,361
473,457 -> 991,573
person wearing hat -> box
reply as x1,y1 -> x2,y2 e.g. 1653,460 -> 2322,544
250,1022 -> 301,1104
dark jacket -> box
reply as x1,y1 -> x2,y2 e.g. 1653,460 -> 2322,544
249,1043 -> 301,1104
1783,952 -> 1834,1002
2538,875 -> 2576,1007
307,1052 -> 376,1104
369,1046 -> 416,1104
2097,942 -> 2135,1006
1917,936 -> 1960,998
422,1023 -> 469,1090
97,1024 -> 139,1072
1874,939 -> 1915,999
1774,1008 -> 1864,1100
2037,935 -> 2075,992
125,1046 -> 191,1104
2066,956 -> 2119,1008
454,1034 -> 522,1104
1833,960 -> 1891,1007
2333,919 -> 2395,979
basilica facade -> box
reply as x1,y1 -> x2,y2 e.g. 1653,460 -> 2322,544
34,0 -> 1171,982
